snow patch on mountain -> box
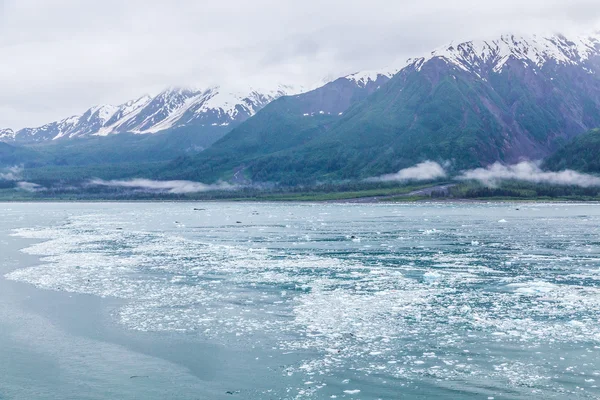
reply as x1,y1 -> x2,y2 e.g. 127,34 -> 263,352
0,129 -> 15,140
95,95 -> 153,136
191,85 -> 296,122
343,68 -> 398,87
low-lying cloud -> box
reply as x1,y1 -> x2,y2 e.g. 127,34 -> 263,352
88,178 -> 236,194
16,181 -> 45,192
370,160 -> 600,188
370,161 -> 448,182
0,165 -> 23,181
458,161 -> 600,187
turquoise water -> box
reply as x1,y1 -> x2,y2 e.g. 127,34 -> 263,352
1,202 -> 600,399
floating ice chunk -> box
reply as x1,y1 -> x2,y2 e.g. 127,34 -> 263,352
460,305 -> 471,314
471,240 -> 480,246
423,271 -> 442,283
508,281 -> 558,295
344,390 -> 361,394
498,219 -> 508,223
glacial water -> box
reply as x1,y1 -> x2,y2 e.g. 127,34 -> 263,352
1,202 -> 600,399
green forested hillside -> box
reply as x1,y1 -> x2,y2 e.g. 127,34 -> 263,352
543,128 -> 600,172
0,125 -> 229,184
27,125 -> 228,166
0,142 -> 43,167
162,97 -> 339,183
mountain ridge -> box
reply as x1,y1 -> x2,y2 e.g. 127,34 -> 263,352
3,84 -> 305,143
408,33 -> 600,74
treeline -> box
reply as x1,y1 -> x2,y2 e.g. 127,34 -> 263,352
0,179 -> 443,201
452,181 -> 600,200
4,177 -> 600,202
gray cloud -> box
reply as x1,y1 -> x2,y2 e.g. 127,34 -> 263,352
458,161 -> 600,187
88,178 -> 236,194
370,161 -> 448,182
1,0 -> 600,129
0,165 -> 23,181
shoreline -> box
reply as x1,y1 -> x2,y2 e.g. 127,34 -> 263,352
1,197 -> 600,204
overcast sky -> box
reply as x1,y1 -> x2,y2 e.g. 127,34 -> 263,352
1,0 -> 600,129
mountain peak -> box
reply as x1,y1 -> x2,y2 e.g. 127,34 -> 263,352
409,33 -> 600,74
124,95 -> 152,108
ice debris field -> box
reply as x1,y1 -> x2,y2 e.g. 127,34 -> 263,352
4,202 -> 600,399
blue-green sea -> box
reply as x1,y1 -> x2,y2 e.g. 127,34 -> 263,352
1,202 -> 599,399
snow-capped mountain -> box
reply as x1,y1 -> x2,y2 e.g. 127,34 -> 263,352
5,85 -> 302,143
408,33 -> 600,75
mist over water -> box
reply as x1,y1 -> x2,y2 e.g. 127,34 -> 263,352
2,202 -> 600,399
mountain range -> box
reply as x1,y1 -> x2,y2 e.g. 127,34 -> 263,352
1,85 -> 306,144
2,32 -> 600,187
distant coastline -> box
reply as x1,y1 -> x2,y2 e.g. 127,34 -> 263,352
2,181 -> 600,204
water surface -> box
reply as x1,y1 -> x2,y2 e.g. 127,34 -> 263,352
1,202 -> 599,399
